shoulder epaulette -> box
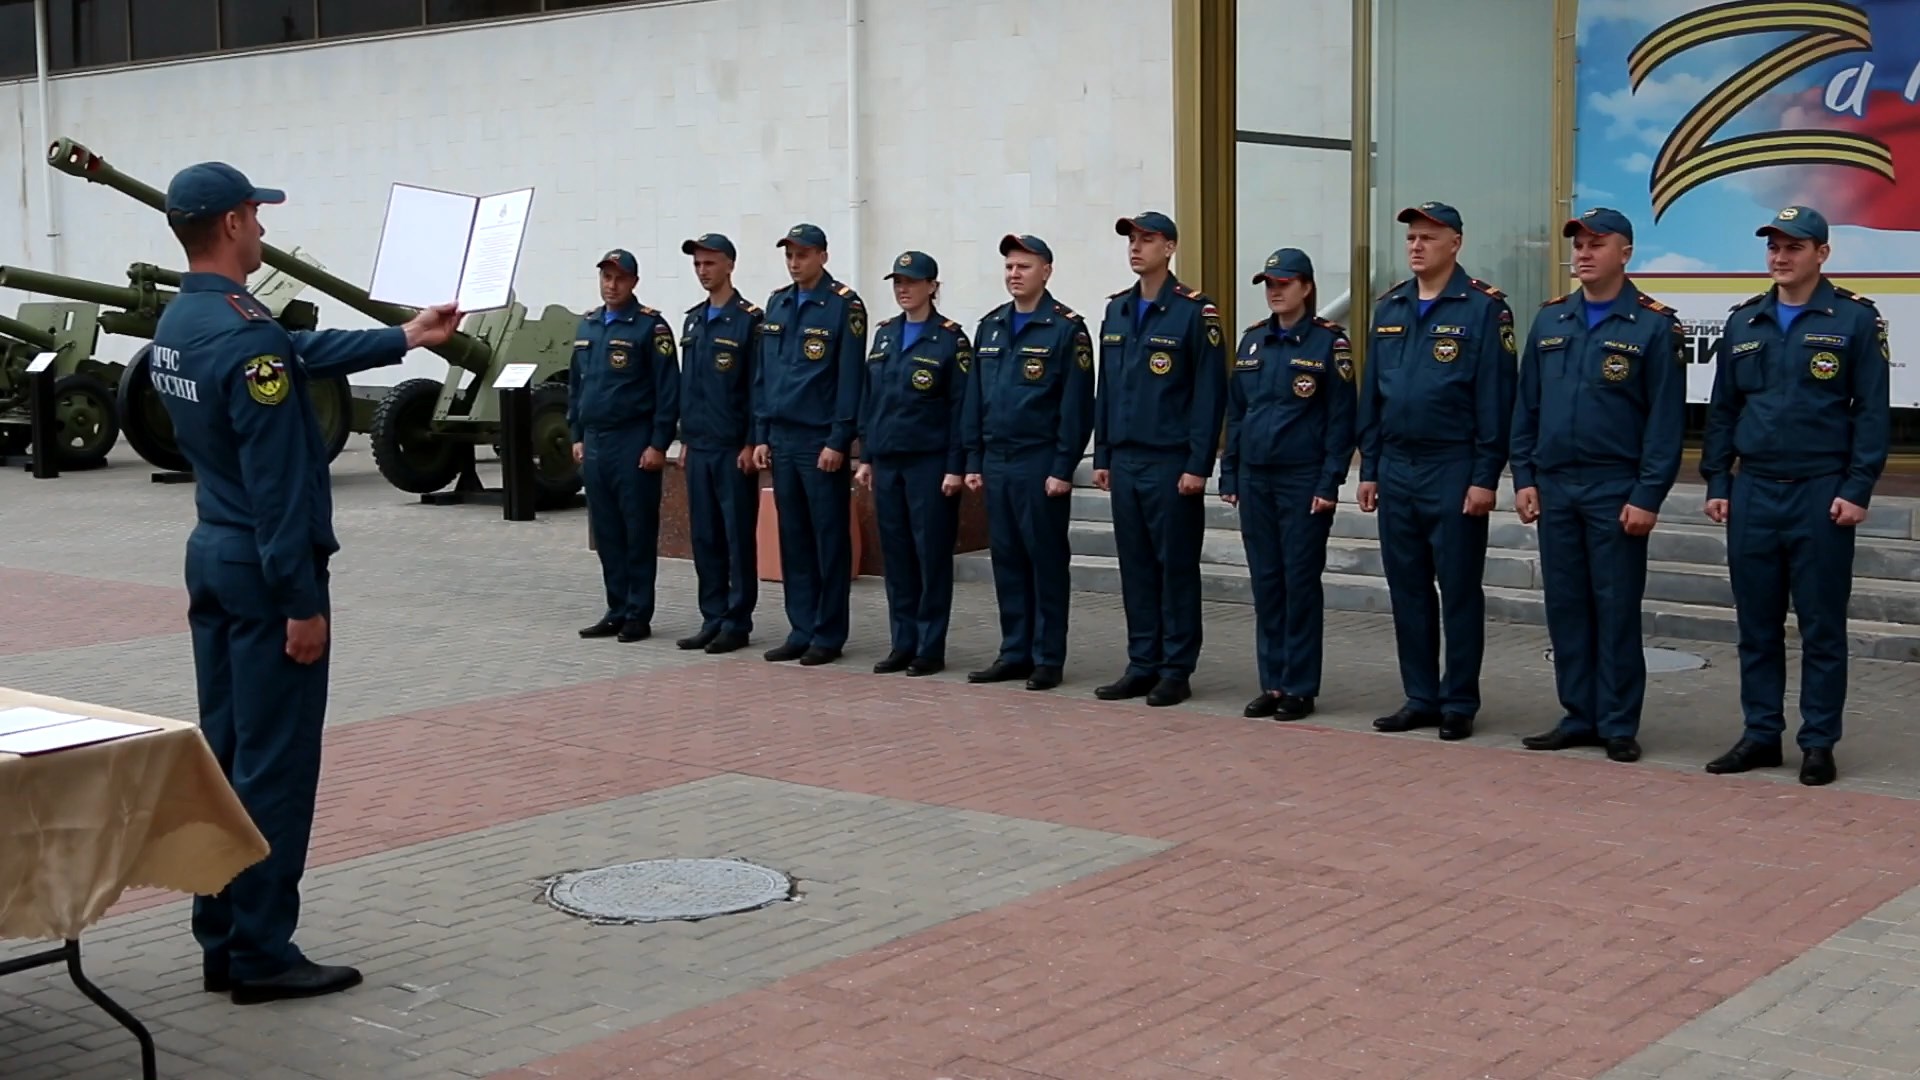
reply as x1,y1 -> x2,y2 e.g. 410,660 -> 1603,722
1469,278 -> 1507,300
940,317 -> 961,332
1053,300 -> 1080,320
1834,284 -> 1878,308
639,304 -> 659,317
1729,293 -> 1766,313
1541,294 -> 1567,308
1107,287 -> 1130,300
1173,282 -> 1202,300
1377,278 -> 1410,302
833,283 -> 855,299
1636,293 -> 1676,317
1312,315 -> 1349,336
225,294 -> 271,322
741,299 -> 763,317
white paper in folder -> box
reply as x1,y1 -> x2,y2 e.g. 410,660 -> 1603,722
367,183 -> 535,313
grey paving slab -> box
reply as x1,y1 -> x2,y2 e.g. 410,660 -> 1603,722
0,773 -> 1170,1080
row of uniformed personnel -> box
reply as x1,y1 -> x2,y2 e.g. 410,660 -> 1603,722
566,200 -> 1889,790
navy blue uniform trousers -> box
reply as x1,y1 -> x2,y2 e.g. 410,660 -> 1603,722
1537,473 -> 1649,739
1377,451 -> 1489,715
185,526 -> 328,982
583,427 -> 662,625
1238,466 -> 1333,697
985,447 -> 1073,668
771,438 -> 852,650
1109,449 -> 1207,680
683,446 -> 758,637
1729,470 -> 1855,749
871,452 -> 959,660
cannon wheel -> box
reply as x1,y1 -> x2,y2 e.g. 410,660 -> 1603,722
51,372 -> 120,470
529,381 -> 583,509
309,374 -> 353,463
117,345 -> 190,473
369,377 -> 469,494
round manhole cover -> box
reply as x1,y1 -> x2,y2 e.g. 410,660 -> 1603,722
543,858 -> 793,924
1543,646 -> 1707,673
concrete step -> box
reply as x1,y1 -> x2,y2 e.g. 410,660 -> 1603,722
952,551 -> 1920,661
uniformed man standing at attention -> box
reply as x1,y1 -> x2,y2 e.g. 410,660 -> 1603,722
569,249 -> 681,644
1510,208 -> 1686,764
961,234 -> 1095,692
149,161 -> 460,1003
1091,211 -> 1228,708
673,233 -> 761,655
1700,205 -> 1890,786
752,223 -> 868,666
1357,202 -> 1516,741
856,251 -> 970,676
1219,248 -> 1356,721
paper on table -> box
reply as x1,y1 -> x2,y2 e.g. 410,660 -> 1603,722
367,184 -> 477,310
0,717 -> 158,756
457,188 -> 534,313
0,706 -> 90,737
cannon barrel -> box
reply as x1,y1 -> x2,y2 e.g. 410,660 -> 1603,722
0,312 -> 59,351
47,137 -> 492,375
0,264 -> 144,310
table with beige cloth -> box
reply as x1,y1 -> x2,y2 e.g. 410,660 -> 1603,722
0,685 -> 269,1080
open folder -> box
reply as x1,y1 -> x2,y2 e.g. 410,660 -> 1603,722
367,183 -> 536,313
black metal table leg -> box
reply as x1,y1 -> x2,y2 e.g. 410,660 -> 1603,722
0,939 -> 157,1080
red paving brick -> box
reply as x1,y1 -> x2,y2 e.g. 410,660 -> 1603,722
451,661 -> 1920,1080
0,568 -> 185,655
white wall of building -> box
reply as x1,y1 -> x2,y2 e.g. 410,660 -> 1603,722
1234,0 -> 1354,333
0,0 -> 1175,386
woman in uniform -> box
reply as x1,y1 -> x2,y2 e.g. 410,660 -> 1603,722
854,250 -> 972,676
1219,248 -> 1358,720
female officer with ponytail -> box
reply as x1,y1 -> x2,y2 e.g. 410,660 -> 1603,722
855,251 -> 972,676
1220,248 -> 1358,720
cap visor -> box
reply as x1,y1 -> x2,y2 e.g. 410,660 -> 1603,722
1756,224 -> 1814,239
998,234 -> 1034,255
1253,272 -> 1300,285
249,187 -> 286,205
680,239 -> 698,255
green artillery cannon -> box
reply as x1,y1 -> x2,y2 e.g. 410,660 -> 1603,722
0,259 -> 353,473
0,299 -> 120,468
48,137 -> 584,508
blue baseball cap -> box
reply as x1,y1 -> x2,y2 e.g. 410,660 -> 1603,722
597,248 -> 638,276
1563,207 -> 1634,242
777,223 -> 828,250
681,233 -> 736,259
999,233 -> 1054,263
1116,211 -> 1178,241
164,162 -> 284,224
1253,247 -> 1314,284
1757,205 -> 1829,244
885,250 -> 939,281
1397,201 -> 1464,232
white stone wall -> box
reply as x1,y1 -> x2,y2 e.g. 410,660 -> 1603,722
1234,0 -> 1354,333
0,0 -> 1175,385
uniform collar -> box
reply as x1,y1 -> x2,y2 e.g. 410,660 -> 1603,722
594,298 -> 641,323
1127,274 -> 1182,310
994,291 -> 1056,325
685,287 -> 743,315
1557,278 -> 1643,325
888,306 -> 943,333
1760,277 -> 1839,324
1264,312 -> 1314,343
784,273 -> 838,304
1386,264 -> 1473,305
180,271 -> 251,294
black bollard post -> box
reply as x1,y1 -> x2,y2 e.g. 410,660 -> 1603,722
498,382 -> 536,521
26,353 -> 59,479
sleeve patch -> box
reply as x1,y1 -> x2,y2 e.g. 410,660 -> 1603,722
243,355 -> 290,406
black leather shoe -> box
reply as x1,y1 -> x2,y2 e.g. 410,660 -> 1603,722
967,660 -> 1033,684
1276,695 -> 1315,720
873,649 -> 914,674
1244,693 -> 1281,718
677,627 -> 720,651
1095,673 -> 1158,701
617,620 -> 651,643
1606,737 -> 1642,762
1373,707 -> 1440,733
579,616 -> 622,639
764,642 -> 808,662
906,657 -> 943,677
203,956 -> 229,993
1800,747 -> 1837,786
1704,739 -> 1783,774
1146,677 -> 1191,707
230,960 -> 363,1006
1024,665 -> 1062,691
1522,725 -> 1602,751
705,630 -> 748,654
798,646 -> 842,666
1438,713 -> 1474,740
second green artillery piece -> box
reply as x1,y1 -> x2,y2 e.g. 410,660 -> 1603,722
0,300 -> 116,468
48,136 -> 585,508
0,259 -> 354,473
